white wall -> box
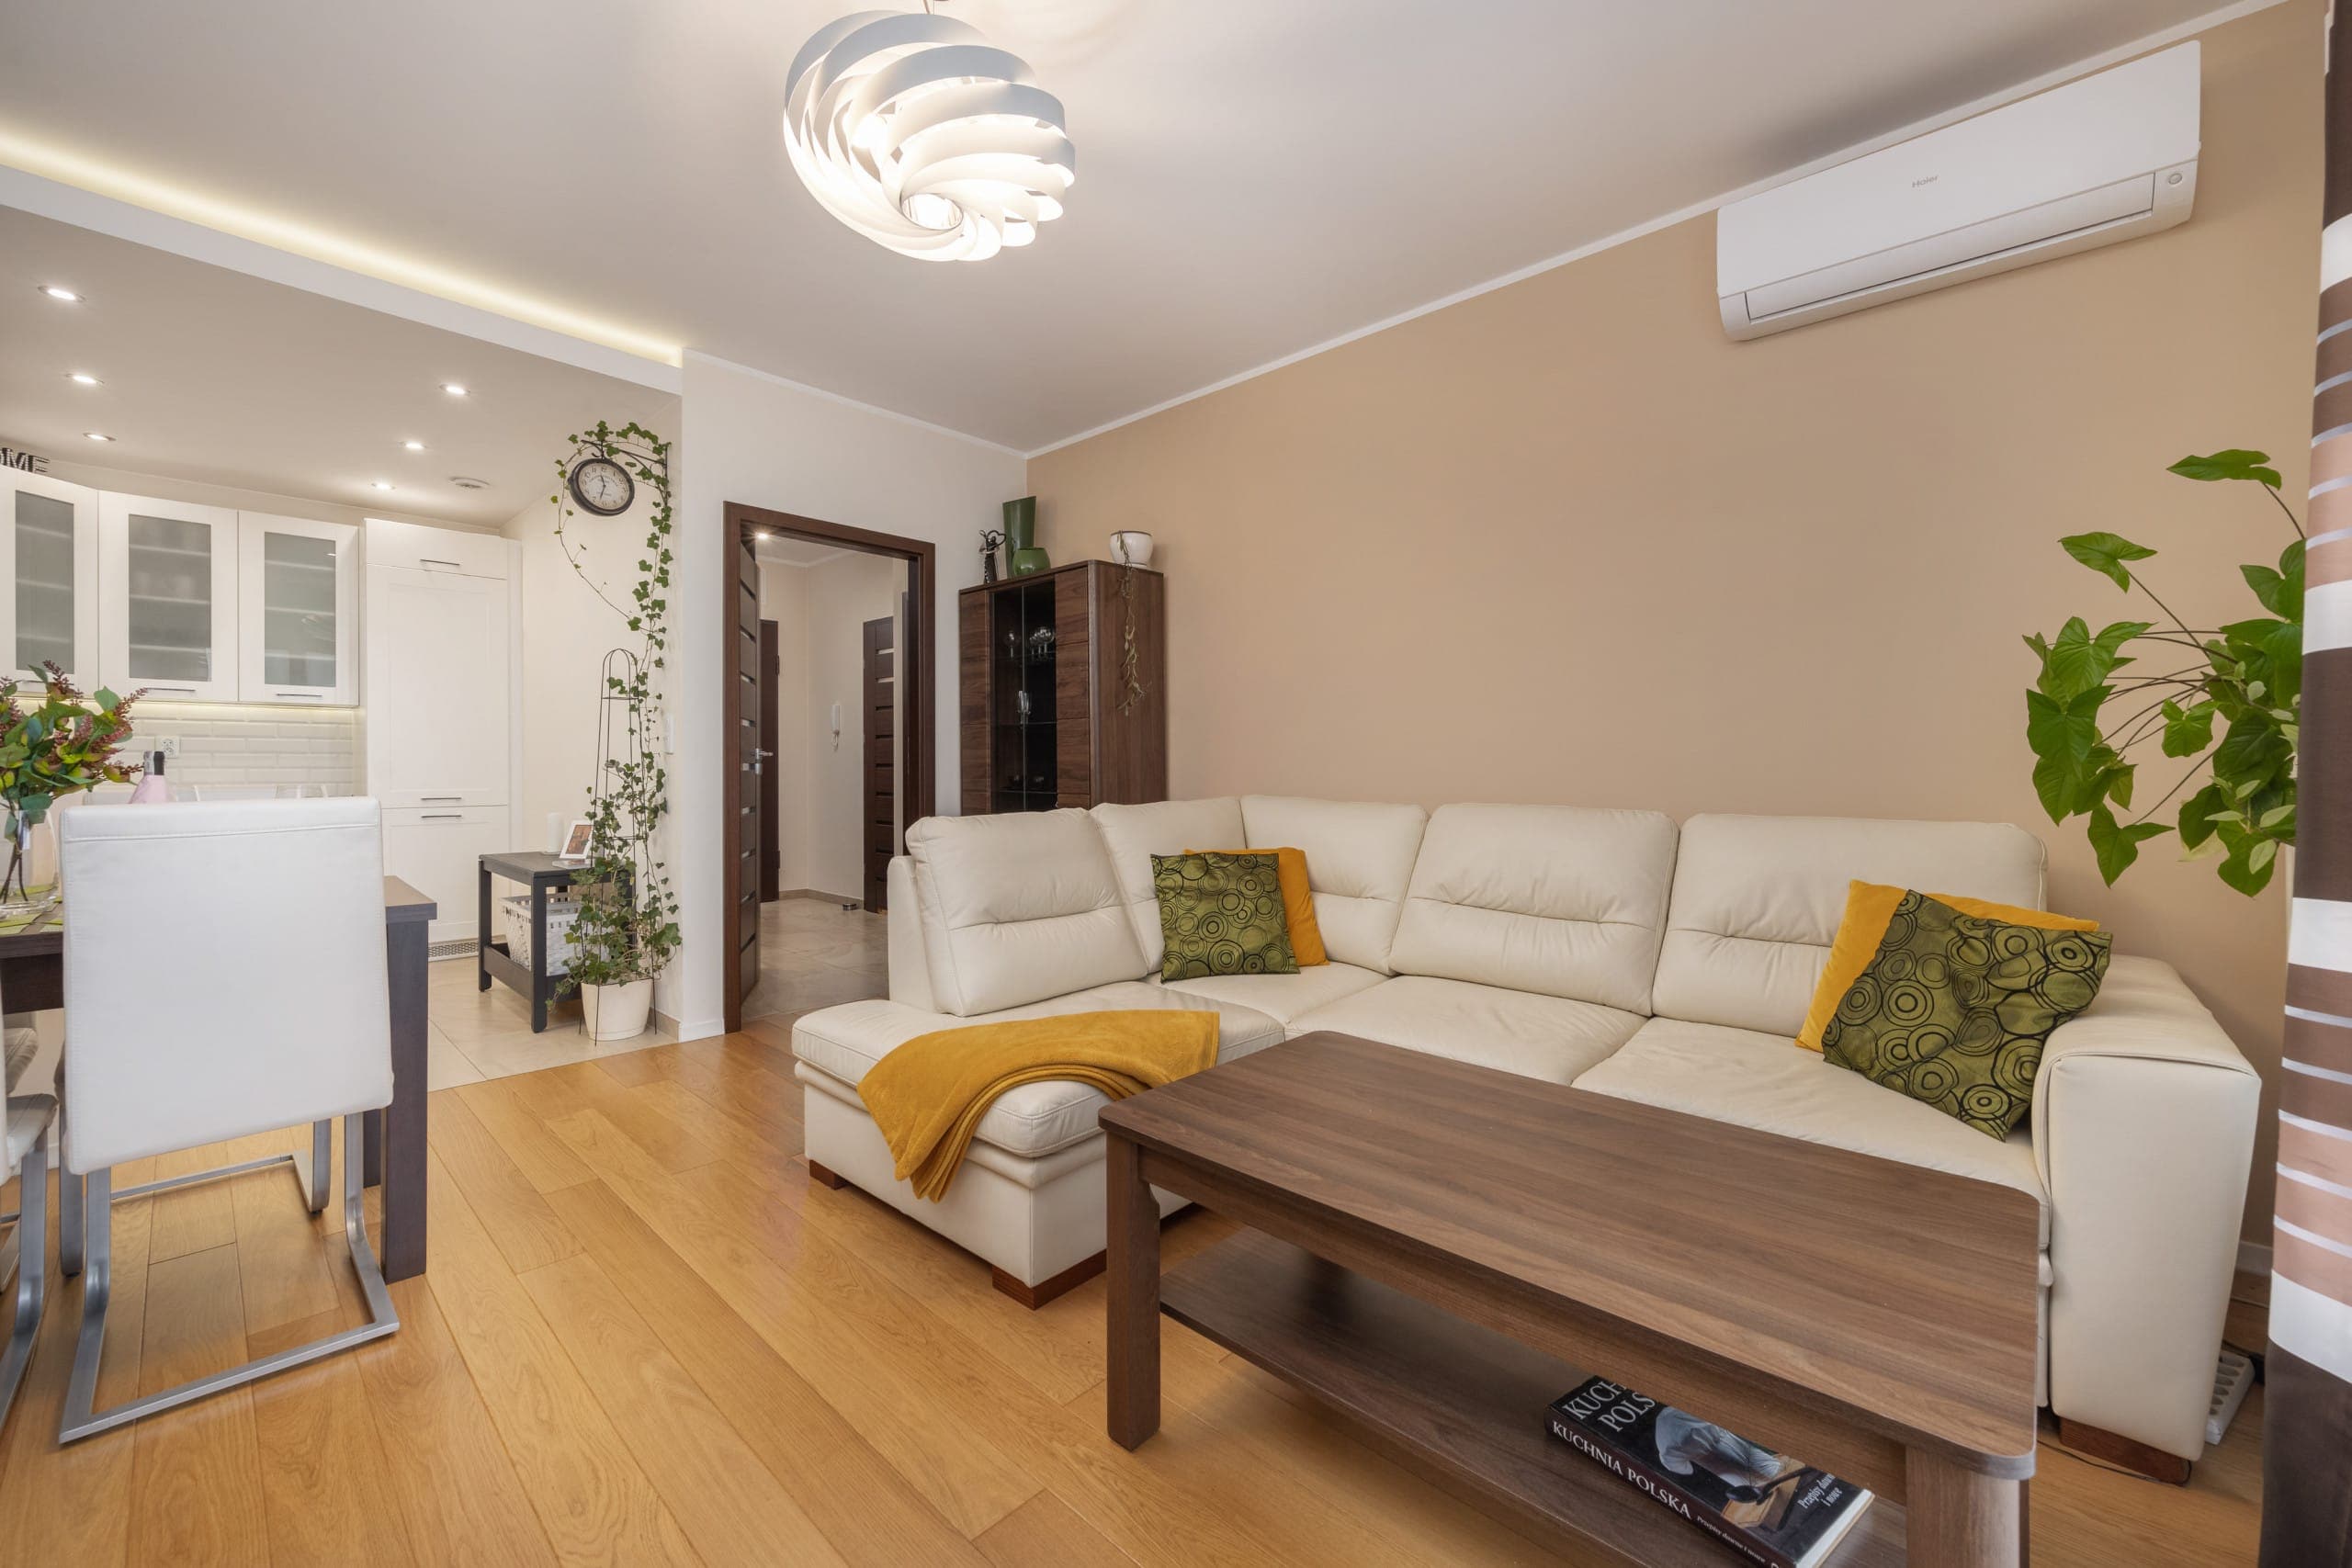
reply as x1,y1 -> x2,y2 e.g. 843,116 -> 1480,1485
502,479 -> 668,858
761,550 -> 902,901
673,352 -> 1025,1036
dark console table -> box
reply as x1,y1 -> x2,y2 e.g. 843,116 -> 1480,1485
478,851 -> 615,1032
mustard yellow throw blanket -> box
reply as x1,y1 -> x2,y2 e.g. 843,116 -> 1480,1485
857,1010 -> 1220,1201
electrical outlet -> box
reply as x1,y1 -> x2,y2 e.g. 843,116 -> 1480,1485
154,737 -> 181,759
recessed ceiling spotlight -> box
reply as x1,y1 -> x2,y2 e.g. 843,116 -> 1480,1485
40,285 -> 83,303
402,439 -> 424,451
440,382 -> 469,397
449,476 -> 490,491
755,530 -> 773,539
66,372 -> 101,386
84,431 -> 113,442
369,479 -> 395,491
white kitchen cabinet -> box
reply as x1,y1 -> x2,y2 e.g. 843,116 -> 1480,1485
363,560 -> 510,807
382,804 -> 505,944
237,513 -> 357,705
0,469 -> 100,685
362,516 -> 509,579
98,492 -> 240,701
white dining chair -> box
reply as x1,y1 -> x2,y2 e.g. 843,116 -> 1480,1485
54,797 -> 398,1442
1,1018 -> 57,1433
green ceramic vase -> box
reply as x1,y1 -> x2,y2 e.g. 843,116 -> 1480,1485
1004,496 -> 1049,576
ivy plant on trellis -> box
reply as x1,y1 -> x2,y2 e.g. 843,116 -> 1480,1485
2021,448 -> 2302,896
550,420 -> 682,993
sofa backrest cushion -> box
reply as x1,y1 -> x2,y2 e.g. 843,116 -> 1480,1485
1652,814 -> 2047,1036
1388,804 -> 1679,1012
1240,795 -> 1428,975
1091,797 -> 1248,971
904,809 -> 1146,1016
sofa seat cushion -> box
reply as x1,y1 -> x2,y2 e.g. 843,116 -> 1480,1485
791,982 -> 1284,1158
1290,976 -> 1644,1084
1573,1017 -> 2049,1246
1158,962 -> 1386,1025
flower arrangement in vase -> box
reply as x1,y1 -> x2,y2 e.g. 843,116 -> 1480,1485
0,664 -> 144,908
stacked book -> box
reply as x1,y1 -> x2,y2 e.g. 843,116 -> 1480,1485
1547,1376 -> 1873,1568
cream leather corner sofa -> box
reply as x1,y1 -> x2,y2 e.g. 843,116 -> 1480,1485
790,795 -> 2261,1469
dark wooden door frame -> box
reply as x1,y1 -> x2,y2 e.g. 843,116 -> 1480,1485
862,614 -> 895,913
759,618 -> 781,903
722,501 -> 936,1034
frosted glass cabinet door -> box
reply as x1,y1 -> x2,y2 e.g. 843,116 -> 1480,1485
0,471 -> 100,684
237,513 -> 356,704
98,493 -> 242,702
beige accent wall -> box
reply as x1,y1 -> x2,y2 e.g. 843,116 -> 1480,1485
1029,0 -> 2323,1241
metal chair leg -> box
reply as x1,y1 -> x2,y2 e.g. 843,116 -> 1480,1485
0,1115 -> 49,1434
60,1114 -> 398,1443
305,1119 -> 331,1216
58,1158 -> 82,1279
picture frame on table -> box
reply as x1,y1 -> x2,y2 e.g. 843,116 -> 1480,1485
555,818 -> 594,864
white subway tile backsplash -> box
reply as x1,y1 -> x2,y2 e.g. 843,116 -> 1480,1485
130,703 -> 358,795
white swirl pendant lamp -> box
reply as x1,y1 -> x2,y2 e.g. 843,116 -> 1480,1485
784,6 -> 1076,262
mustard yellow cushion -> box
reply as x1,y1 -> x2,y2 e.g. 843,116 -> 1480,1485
1795,880 -> 2098,1052
1191,845 -> 1327,966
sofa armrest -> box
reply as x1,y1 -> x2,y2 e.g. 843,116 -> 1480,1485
887,857 -> 935,1010
2033,954 -> 2260,1461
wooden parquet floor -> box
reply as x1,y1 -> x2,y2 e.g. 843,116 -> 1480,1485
0,1019 -> 2268,1565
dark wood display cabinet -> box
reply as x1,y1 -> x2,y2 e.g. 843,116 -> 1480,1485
959,558 -> 1167,814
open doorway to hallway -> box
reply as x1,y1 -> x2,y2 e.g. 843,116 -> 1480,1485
722,503 -> 935,1031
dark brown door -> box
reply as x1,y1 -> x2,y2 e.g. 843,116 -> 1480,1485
759,619 -> 780,903
732,529 -> 762,1010
863,613 -> 895,911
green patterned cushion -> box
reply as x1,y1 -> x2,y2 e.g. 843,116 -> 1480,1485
1822,890 -> 2113,1140
1152,851 -> 1299,982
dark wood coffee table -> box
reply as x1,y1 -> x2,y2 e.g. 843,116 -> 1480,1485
1099,1032 -> 2041,1568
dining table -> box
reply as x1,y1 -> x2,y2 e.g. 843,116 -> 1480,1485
0,875 -> 437,1281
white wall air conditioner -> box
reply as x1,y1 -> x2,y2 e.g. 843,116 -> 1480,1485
1717,42 -> 2199,340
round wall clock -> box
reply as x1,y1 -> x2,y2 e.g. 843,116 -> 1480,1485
569,456 -> 635,516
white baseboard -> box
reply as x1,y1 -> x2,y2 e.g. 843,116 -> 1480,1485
2238,1237 -> 2274,1279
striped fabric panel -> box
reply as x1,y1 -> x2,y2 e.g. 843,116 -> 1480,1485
2266,12 -> 2352,1562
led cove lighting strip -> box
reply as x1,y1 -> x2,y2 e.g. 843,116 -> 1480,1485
0,130 -> 684,367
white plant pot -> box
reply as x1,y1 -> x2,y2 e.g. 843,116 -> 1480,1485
1110,530 -> 1154,567
582,979 -> 654,1042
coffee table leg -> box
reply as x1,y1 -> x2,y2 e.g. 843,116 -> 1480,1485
1905,1450 -> 2023,1568
1104,1131 -> 1159,1450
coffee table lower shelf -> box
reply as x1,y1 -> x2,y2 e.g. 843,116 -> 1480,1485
1160,1230 -> 1905,1568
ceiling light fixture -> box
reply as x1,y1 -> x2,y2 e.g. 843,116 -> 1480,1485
84,432 -> 113,442
67,372 -> 100,386
370,480 -> 395,491
403,439 -> 424,451
441,382 -> 469,397
40,285 -> 83,302
783,4 -> 1075,262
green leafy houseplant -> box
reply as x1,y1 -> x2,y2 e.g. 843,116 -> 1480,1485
549,422 -> 681,996
0,664 -> 143,903
2022,449 -> 2301,895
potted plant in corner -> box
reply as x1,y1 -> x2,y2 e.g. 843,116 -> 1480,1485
2020,448 -> 2301,894
550,421 -> 681,1039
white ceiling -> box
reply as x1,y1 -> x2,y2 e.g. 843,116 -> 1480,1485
0,208 -> 675,526
755,535 -> 848,568
0,0 -> 2246,451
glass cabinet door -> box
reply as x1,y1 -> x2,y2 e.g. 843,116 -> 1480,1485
1,472 -> 100,682
237,513 -> 356,704
99,493 -> 241,701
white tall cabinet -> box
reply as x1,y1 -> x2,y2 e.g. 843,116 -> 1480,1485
364,519 -> 515,945
0,470 -> 101,684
